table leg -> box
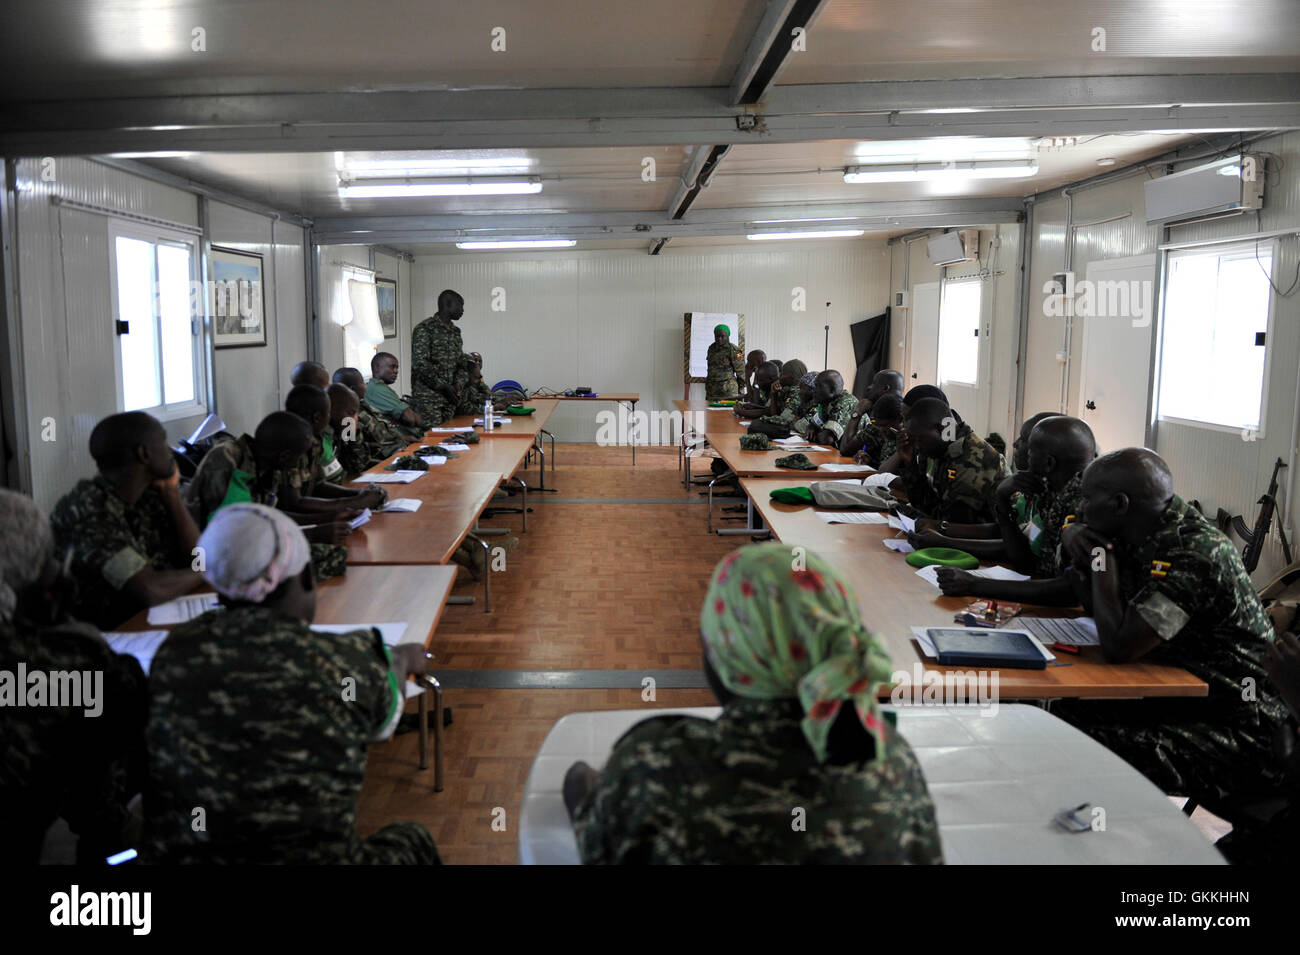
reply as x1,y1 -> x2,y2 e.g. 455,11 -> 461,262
417,681 -> 429,770
518,478 -> 527,533
630,400 -> 637,466
480,537 -> 492,613
430,675 -> 445,793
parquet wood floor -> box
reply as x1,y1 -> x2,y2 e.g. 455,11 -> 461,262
356,443 -> 735,864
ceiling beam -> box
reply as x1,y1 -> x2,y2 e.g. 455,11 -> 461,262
311,197 -> 1023,245
729,0 -> 829,106
3,75 -> 1298,155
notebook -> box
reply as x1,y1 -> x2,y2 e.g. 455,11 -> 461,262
925,628 -> 1048,669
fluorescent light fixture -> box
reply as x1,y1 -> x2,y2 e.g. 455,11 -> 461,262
746,229 -> 866,241
456,239 -> 576,250
338,178 -> 542,198
1217,164 -> 1242,177
852,137 -> 1034,164
338,156 -> 533,176
750,216 -> 858,224
844,159 -> 1038,183
108,151 -> 197,159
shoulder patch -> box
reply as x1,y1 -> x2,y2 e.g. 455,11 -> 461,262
1149,559 -> 1172,578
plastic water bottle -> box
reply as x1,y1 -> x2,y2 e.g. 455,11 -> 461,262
483,398 -> 494,430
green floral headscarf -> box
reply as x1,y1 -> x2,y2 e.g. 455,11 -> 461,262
700,543 -> 894,763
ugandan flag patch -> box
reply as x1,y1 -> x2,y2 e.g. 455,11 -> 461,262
946,469 -> 957,480
1150,559 -> 1171,578
1062,513 -> 1076,527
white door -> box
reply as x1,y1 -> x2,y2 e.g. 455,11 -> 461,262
1074,254 -> 1157,453
908,281 -> 941,389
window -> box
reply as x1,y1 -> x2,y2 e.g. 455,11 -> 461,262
937,277 -> 981,386
109,223 -> 206,419
340,270 -> 383,371
1157,241 -> 1274,432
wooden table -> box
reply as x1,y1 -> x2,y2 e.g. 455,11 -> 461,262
674,399 -> 751,488
537,392 -> 641,464
739,477 -> 1208,700
441,397 -> 557,437
705,432 -> 873,532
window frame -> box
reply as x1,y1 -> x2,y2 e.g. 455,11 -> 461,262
1154,237 -> 1277,438
936,275 -> 983,388
107,219 -> 209,422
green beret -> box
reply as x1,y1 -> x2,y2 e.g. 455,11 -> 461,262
905,547 -> 980,569
713,324 -> 730,336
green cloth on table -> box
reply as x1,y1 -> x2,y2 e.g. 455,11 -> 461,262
769,486 -> 814,505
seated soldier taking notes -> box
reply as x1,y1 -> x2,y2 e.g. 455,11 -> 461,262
934,415 -> 1096,605
283,384 -> 386,518
1051,449 -> 1290,820
791,370 -> 857,445
894,397 -> 1009,524
838,369 -> 905,458
841,393 -> 904,468
143,504 -> 438,864
736,361 -> 780,418
50,412 -> 203,629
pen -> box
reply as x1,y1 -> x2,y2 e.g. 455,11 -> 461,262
1052,642 -> 1081,654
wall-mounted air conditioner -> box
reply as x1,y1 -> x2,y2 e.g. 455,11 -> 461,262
1144,154 -> 1265,225
925,229 -> 978,266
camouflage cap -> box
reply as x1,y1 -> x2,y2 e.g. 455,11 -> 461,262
739,433 -> 773,451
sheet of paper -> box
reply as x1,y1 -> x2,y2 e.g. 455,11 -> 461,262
147,593 -> 221,625
103,630 -> 170,674
426,427 -> 475,433
815,511 -> 890,524
379,498 -> 423,513
883,538 -> 915,554
185,413 -> 227,445
914,563 -> 1032,590
438,443 -> 471,452
419,455 -> 448,466
349,508 -> 372,530
350,471 -> 426,484
1014,615 -> 1101,646
474,418 -> 513,425
311,622 -> 410,646
887,513 -> 916,533
862,472 -> 899,488
817,463 -> 872,472
772,435 -> 806,446
910,625 -> 1054,662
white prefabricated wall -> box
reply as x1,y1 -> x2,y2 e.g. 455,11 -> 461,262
408,240 -> 892,442
9,157 -> 308,509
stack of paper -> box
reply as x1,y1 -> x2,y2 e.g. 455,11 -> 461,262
379,498 -> 423,513
815,511 -> 890,525
427,427 -> 474,434
147,594 -> 221,625
817,463 -> 872,472
887,513 -> 917,533
438,443 -> 471,453
351,471 -> 426,484
862,472 -> 899,488
419,455 -> 448,466
883,538 -> 915,554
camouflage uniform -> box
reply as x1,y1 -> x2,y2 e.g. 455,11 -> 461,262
1014,472 -> 1083,578
286,434 -> 326,497
573,698 -> 943,864
181,435 -> 347,581
705,340 -> 745,399
410,315 -> 468,426
1053,495 -> 1290,810
759,384 -> 808,428
0,617 -> 148,862
900,422 -> 1009,524
456,373 -> 492,417
853,419 -> 899,469
143,605 -> 438,864
337,407 -> 411,478
50,476 -> 187,629
792,391 -> 858,441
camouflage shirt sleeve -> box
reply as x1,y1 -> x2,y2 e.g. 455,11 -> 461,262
51,481 -> 148,592
183,441 -> 239,528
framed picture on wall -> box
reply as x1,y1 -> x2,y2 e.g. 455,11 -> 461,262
375,277 -> 398,338
210,246 -> 266,348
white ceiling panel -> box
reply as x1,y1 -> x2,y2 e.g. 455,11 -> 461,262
782,0 -> 1300,83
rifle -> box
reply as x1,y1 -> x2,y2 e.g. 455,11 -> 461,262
1231,457 -> 1292,573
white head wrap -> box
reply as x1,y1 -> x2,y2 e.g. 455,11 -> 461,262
198,503 -> 311,602
0,489 -> 54,622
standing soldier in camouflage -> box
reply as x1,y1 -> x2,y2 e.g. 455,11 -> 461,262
410,289 -> 471,426
1052,449 -> 1290,825
896,397 -> 1010,524
50,412 -> 203,629
566,543 -> 942,864
791,370 -> 859,445
182,412 -> 351,581
705,324 -> 745,400
144,503 -> 439,864
1,490 -> 150,864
